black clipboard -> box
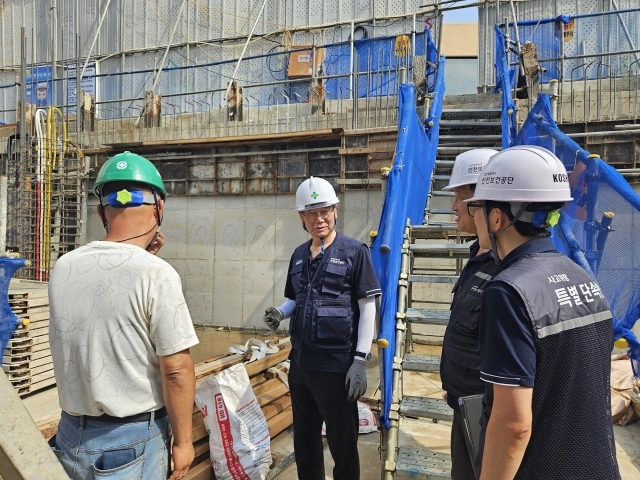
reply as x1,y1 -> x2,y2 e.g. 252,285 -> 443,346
459,394 -> 484,479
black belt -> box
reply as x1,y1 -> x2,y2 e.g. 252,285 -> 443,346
83,406 -> 167,424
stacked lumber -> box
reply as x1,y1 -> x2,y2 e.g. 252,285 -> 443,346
185,340 -> 294,480
4,282 -> 54,396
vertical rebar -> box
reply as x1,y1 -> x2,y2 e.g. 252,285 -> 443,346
385,48 -> 390,127
366,51 -> 371,129
550,79 -> 559,121
349,21 -> 355,99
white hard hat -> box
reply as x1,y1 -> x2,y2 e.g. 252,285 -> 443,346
466,145 -> 573,203
295,176 -> 340,211
442,148 -> 499,190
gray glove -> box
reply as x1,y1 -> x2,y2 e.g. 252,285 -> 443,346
345,359 -> 367,402
263,307 -> 284,331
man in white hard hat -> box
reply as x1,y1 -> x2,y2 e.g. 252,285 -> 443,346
465,146 -> 620,479
440,148 -> 498,479
262,176 -> 381,480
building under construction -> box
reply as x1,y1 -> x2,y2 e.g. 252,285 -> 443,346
1,1 -> 640,477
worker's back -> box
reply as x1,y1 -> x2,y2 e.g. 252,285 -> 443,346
492,251 -> 620,479
49,240 -> 193,418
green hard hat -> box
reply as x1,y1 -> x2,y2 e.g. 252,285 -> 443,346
93,151 -> 167,199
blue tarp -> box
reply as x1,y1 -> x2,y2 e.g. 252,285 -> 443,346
495,25 -> 517,148
373,55 -> 446,430
0,258 -> 28,357
512,93 -> 640,375
324,30 -> 428,100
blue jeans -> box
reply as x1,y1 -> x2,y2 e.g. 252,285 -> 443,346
52,411 -> 171,480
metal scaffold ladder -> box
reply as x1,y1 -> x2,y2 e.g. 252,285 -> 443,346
382,101 -> 502,479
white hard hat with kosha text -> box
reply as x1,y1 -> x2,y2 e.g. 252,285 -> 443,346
467,145 -> 573,203
442,148 -> 499,190
295,176 -> 340,211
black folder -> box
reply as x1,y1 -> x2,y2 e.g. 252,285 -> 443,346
458,394 -> 484,479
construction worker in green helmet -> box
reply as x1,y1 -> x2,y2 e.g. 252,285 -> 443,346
49,151 -> 199,480
465,146 -> 619,479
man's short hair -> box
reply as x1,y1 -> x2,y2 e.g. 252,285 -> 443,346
485,200 -> 564,238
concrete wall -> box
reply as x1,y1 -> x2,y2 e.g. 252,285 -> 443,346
87,190 -> 384,328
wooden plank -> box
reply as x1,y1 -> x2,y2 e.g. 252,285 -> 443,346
252,378 -> 284,399
184,459 -> 214,480
32,341 -> 51,353
18,311 -> 49,322
28,355 -> 52,369
194,352 -> 228,368
4,346 -> 31,357
256,382 -> 289,408
192,437 -> 210,459
262,395 -> 291,422
96,128 -> 344,152
2,353 -> 30,364
13,383 -> 31,395
3,363 -> 29,373
25,317 -> 49,328
38,420 -> 59,441
26,325 -> 49,338
191,412 -> 208,443
338,146 -> 395,155
30,348 -> 51,360
31,368 -> 56,383
244,347 -> 291,378
268,406 -> 293,439
194,354 -> 243,381
9,289 -> 48,299
7,332 -> 30,343
23,375 -> 56,395
5,367 -> 29,378
9,297 -> 49,308
31,335 -> 50,346
335,178 -> 383,185
30,362 -> 54,376
14,305 -> 49,315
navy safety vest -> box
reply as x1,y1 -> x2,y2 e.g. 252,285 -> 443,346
287,233 -> 364,356
440,248 -> 495,410
486,251 -> 620,479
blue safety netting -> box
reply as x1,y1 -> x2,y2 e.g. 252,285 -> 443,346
372,55 -> 446,430
495,25 -> 517,149
511,93 -> 640,376
0,258 -> 28,357
324,30 -> 429,100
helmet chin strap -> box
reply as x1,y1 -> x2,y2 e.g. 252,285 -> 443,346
483,202 -> 528,265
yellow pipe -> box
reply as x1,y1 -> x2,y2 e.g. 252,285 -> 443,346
40,107 -> 69,276
44,108 -> 62,275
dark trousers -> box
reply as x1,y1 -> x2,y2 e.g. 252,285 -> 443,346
289,360 -> 359,480
451,410 -> 478,480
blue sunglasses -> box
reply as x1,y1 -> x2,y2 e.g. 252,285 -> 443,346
101,189 -> 157,208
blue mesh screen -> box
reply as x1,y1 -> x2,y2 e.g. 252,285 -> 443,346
0,258 -> 28,357
512,94 -> 640,376
372,55 -> 445,430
